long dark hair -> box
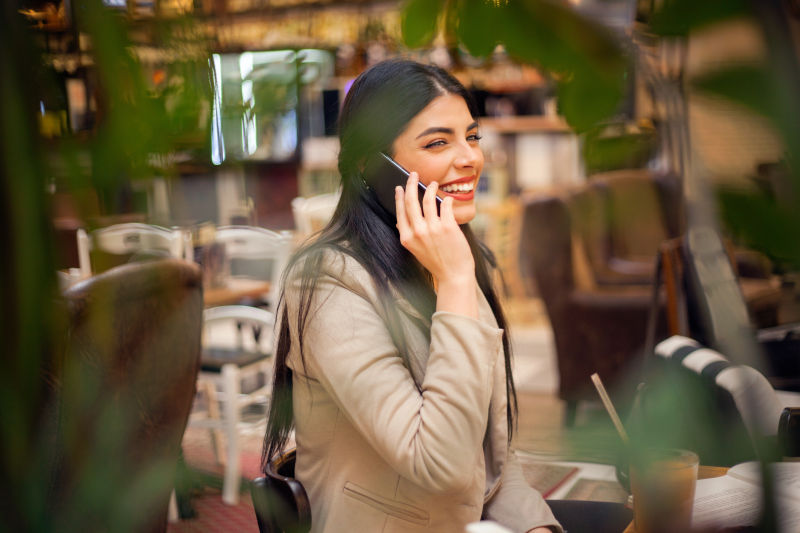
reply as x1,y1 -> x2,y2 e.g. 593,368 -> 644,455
262,59 -> 517,466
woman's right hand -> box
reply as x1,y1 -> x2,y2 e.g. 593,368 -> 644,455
395,172 -> 478,318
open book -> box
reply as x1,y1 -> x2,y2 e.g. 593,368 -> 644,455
692,461 -> 800,532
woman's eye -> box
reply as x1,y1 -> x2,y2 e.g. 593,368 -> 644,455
423,140 -> 446,149
468,133 -> 482,142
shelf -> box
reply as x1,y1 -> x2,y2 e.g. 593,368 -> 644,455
480,115 -> 571,134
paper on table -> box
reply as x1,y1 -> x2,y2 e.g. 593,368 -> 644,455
692,462 -> 800,532
728,461 -> 800,495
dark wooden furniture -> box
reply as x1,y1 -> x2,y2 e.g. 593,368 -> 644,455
518,170 -> 782,424
48,259 -> 203,532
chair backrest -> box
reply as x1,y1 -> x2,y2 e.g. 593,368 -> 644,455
77,223 -> 191,278
574,170 -> 683,285
251,449 -> 311,533
519,193 -> 576,310
656,336 -> 785,437
213,226 -> 292,311
643,334 -> 787,465
201,305 -> 276,373
657,228 -> 754,348
51,259 -> 203,532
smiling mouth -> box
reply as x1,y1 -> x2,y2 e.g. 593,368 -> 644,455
440,180 -> 475,194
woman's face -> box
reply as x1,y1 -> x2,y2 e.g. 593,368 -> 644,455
391,93 -> 484,225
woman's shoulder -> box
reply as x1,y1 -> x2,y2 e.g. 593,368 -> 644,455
285,242 -> 374,293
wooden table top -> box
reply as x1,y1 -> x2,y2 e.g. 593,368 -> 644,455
622,466 -> 729,533
203,278 -> 271,307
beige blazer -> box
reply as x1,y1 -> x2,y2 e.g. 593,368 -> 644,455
284,249 -> 562,533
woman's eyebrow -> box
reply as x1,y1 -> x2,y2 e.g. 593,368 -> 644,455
415,127 -> 453,139
415,121 -> 480,139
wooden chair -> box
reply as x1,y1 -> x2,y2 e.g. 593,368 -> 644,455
212,226 -> 293,311
77,222 -> 192,279
190,305 -> 276,505
251,449 -> 311,533
519,193 -> 668,424
656,229 -> 795,390
657,232 -> 782,343
50,259 -> 203,532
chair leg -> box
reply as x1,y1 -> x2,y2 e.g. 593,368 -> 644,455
221,364 -> 241,505
203,379 -> 225,464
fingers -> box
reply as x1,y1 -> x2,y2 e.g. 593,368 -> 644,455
404,172 -> 423,223
394,185 -> 408,232
422,181 -> 439,222
439,195 -> 456,225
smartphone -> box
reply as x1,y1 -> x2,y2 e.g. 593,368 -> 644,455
363,152 -> 441,216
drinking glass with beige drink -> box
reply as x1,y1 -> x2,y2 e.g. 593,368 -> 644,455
630,448 -> 699,533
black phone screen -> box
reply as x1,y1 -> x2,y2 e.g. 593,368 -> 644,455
363,152 -> 441,216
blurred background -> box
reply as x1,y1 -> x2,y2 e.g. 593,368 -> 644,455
2,0 -> 799,532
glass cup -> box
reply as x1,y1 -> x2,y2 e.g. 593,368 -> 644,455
630,448 -> 699,533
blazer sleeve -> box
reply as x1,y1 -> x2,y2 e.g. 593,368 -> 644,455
287,266 -> 503,494
483,450 -> 563,533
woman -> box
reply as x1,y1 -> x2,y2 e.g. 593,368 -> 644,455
263,59 -> 562,533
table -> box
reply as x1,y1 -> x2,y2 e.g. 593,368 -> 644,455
203,278 -> 271,307
622,466 -> 729,533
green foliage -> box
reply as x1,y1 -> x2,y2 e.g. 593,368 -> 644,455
455,0 -> 503,58
1,0 -> 211,529
717,186 -> 800,270
696,63 -> 800,270
649,0 -> 749,36
401,0 -> 445,49
0,7 -> 60,529
687,30 -> 800,270
582,124 -> 657,175
401,0 -> 629,132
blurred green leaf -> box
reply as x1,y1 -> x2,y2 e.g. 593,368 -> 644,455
401,0 -> 445,48
502,0 -> 627,132
692,65 -> 777,123
454,0 -> 502,58
504,0 -> 624,76
582,125 -> 657,175
650,0 -> 749,36
693,64 -> 800,261
405,0 -> 629,132
557,71 -> 626,133
718,187 -> 800,269
693,64 -> 800,170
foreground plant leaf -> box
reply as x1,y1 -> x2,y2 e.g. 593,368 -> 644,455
402,0 -> 445,48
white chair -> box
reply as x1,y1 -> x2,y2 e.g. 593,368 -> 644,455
76,223 -> 192,278
213,226 -> 293,311
290,191 -> 340,239
655,335 -> 788,439
653,335 -> 799,462
190,305 -> 276,505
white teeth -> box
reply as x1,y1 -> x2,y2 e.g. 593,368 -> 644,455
441,182 -> 474,193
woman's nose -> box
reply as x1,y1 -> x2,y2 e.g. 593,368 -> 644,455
454,144 -> 480,168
